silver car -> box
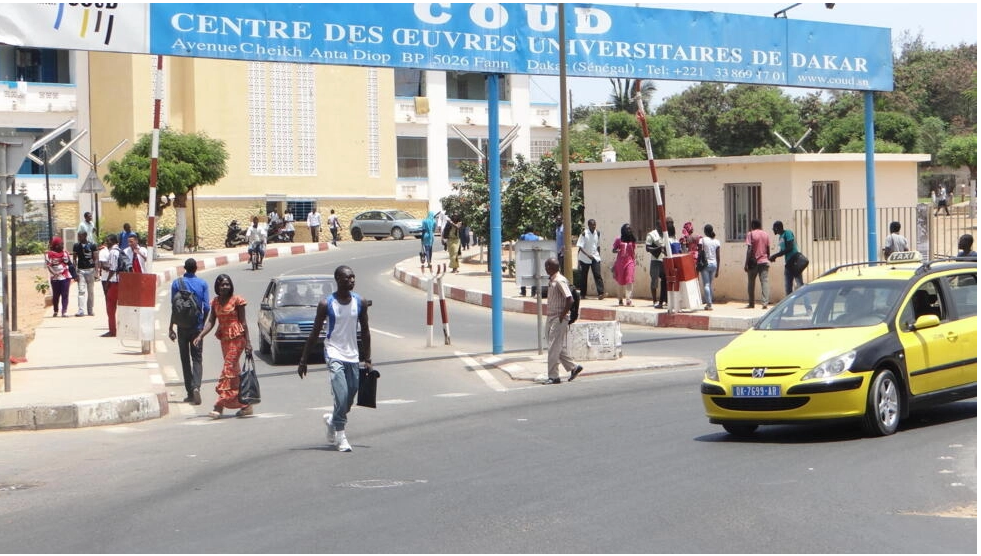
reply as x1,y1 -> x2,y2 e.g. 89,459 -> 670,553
349,209 -> 424,241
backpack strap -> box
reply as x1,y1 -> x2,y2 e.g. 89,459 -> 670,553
325,293 -> 337,339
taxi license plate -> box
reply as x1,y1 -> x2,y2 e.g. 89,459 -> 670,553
733,385 -> 780,397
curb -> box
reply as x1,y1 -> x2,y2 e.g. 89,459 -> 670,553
393,264 -> 758,332
0,242 -> 332,432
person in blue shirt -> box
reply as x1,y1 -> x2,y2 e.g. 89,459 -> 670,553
168,258 -> 211,405
519,226 -> 543,297
119,222 -> 137,249
420,211 -> 436,271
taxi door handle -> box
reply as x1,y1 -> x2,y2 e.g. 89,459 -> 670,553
945,331 -> 959,342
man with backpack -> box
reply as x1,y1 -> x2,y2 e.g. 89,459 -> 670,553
542,257 -> 583,385
169,258 -> 210,405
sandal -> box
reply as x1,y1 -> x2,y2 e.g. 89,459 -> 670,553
236,406 -> 253,418
208,406 -> 222,420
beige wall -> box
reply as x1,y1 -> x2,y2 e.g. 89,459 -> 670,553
87,54 -> 404,247
575,154 -> 930,304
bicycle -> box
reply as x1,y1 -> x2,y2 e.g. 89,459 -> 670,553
248,241 -> 264,271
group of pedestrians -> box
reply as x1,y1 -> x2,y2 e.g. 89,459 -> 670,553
168,260 -> 371,452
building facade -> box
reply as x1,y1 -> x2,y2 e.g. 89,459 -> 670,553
1,47 -> 560,248
572,154 -> 933,305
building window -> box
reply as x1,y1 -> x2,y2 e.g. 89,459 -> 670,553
397,137 -> 428,178
395,68 -> 426,97
367,68 -> 380,177
447,138 -> 511,180
629,186 -> 668,239
811,181 -> 840,240
724,183 -> 762,242
530,139 -> 558,163
446,72 -> 507,101
287,200 -> 315,222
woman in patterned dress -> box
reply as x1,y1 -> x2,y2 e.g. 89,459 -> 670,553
193,273 -> 253,419
612,223 -> 637,306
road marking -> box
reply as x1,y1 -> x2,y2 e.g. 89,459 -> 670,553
456,351 -> 507,392
434,393 -> 472,398
370,327 -> 403,339
378,399 -> 415,404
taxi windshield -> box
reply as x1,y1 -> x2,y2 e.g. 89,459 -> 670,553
757,280 -> 906,330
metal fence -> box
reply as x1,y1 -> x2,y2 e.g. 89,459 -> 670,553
793,204 -> 977,280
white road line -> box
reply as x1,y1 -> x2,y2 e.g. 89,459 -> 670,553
456,351 -> 507,392
370,328 -> 403,339
378,399 -> 415,404
434,393 -> 472,398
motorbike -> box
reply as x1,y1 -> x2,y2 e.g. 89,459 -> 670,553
267,218 -> 291,243
225,220 -> 248,248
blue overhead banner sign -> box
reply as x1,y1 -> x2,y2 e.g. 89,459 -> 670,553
0,3 -> 893,92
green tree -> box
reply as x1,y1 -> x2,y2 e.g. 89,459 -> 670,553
937,134 -> 978,182
441,155 -> 584,250
665,136 -> 714,158
104,129 -> 228,254
609,79 -> 656,114
715,85 -> 802,156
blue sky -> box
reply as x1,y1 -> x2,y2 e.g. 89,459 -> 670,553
530,2 -> 979,107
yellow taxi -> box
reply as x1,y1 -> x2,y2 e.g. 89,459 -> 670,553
702,252 -> 977,436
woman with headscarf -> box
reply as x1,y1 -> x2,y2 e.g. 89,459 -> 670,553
45,237 -> 73,317
611,223 -> 637,306
681,221 -> 702,265
421,211 -> 436,271
442,214 -> 462,273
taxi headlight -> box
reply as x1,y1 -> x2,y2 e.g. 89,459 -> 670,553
802,350 -> 857,381
275,323 -> 301,334
705,360 -> 719,381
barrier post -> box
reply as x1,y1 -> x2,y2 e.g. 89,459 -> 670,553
435,266 -> 451,345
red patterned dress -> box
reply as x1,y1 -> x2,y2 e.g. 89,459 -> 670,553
211,294 -> 250,410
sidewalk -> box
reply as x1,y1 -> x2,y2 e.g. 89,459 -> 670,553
0,242 -> 332,431
393,248 -> 766,332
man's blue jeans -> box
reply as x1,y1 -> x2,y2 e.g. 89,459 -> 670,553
784,265 -> 804,294
327,359 -> 360,431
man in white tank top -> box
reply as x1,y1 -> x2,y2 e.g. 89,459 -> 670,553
298,265 -> 372,452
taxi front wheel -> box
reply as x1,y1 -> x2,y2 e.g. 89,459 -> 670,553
864,369 -> 901,436
722,423 -> 759,437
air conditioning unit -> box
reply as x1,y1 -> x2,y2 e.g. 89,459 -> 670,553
62,227 -> 77,251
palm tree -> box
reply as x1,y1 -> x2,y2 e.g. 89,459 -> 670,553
609,79 -> 657,114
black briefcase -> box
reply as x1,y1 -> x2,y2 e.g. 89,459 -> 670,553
357,366 -> 380,408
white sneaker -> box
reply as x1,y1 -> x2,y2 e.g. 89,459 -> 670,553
336,431 -> 352,452
323,413 -> 336,445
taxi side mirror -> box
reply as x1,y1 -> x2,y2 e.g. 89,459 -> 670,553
910,314 -> 941,331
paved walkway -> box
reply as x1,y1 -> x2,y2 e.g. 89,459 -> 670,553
0,241 -> 762,432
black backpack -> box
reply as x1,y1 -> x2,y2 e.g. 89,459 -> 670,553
172,278 -> 201,328
569,284 -> 581,324
116,247 -> 132,273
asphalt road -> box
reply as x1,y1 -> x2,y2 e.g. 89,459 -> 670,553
0,240 -> 975,553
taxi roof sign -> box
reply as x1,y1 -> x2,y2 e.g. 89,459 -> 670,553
886,251 -> 922,263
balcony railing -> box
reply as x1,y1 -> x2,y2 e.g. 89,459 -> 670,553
0,81 -> 77,113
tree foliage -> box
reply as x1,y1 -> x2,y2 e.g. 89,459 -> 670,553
104,129 -> 228,215
440,155 -> 584,245
609,79 -> 656,114
937,134 -> 978,180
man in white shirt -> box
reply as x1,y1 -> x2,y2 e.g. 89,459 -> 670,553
645,226 -> 666,307
246,216 -> 268,267
124,234 -> 148,273
307,206 -> 322,243
575,218 -> 605,300
77,211 -> 95,242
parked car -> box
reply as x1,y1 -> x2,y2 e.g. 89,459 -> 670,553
349,209 -> 423,241
701,252 -> 977,437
